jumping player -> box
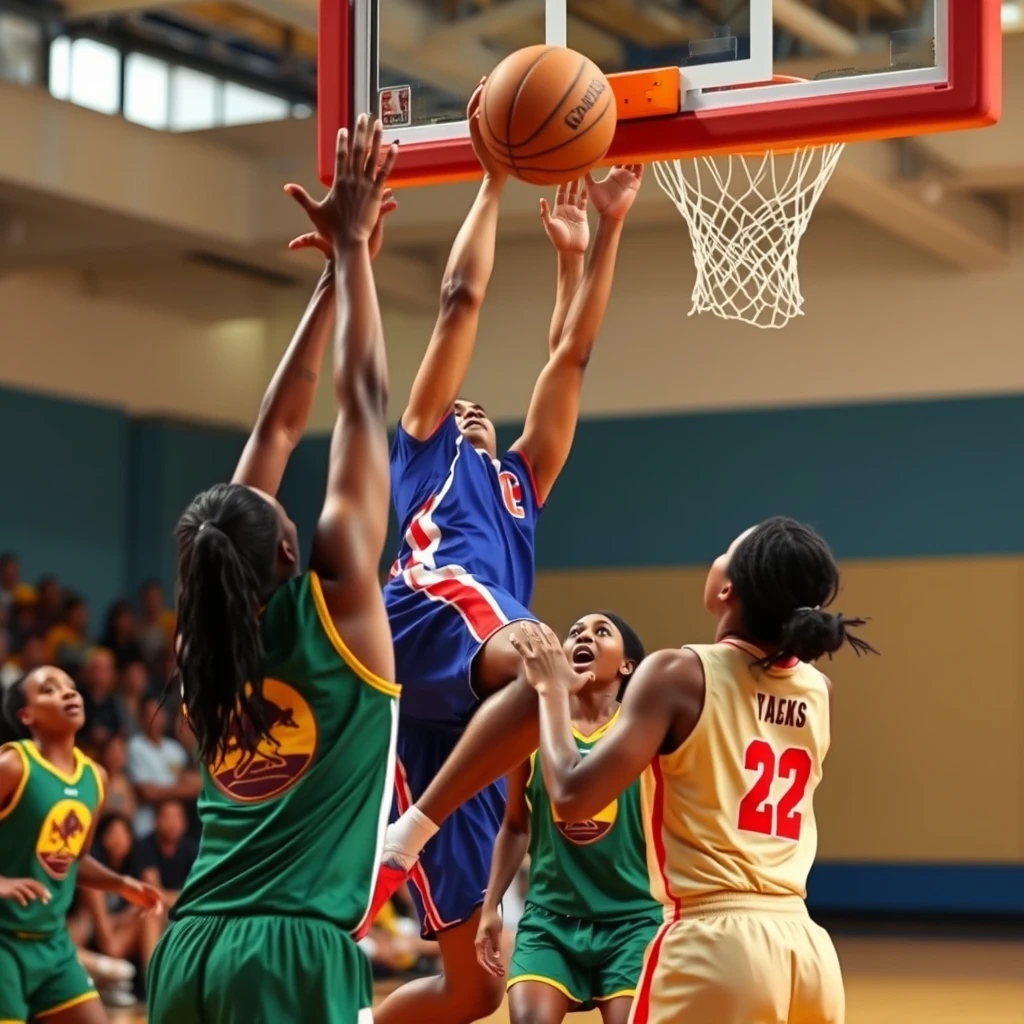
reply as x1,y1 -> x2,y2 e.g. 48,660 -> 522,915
360,79 -> 643,1023
513,517 -> 877,1024
0,668 -> 163,1024
475,612 -> 660,1024
146,116 -> 399,1024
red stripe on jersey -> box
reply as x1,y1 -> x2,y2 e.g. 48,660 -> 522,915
648,756 -> 682,920
408,569 -> 505,642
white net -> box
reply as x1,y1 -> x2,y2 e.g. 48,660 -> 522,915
653,144 -> 845,329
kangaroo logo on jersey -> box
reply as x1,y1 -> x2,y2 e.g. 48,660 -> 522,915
210,679 -> 318,803
36,800 -> 93,880
552,796 -> 619,846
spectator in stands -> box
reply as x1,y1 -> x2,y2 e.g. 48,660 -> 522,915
117,658 -> 150,736
128,696 -> 200,837
8,598 -> 37,650
0,630 -> 45,690
34,574 -> 62,632
79,646 -> 124,751
45,591 -> 89,666
99,734 -> 138,820
136,799 -> 198,911
137,580 -> 175,669
100,599 -> 144,668
0,552 -> 20,612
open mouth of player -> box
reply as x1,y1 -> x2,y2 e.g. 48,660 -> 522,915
571,645 -> 595,666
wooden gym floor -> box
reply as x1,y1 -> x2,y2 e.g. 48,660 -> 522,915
119,935 -> 1024,1022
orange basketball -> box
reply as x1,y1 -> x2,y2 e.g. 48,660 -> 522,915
478,45 -> 617,186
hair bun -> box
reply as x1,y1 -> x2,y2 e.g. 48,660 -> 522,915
780,607 -> 847,663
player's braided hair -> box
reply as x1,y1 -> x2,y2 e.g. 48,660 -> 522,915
0,674 -> 30,742
173,483 -> 279,765
727,516 -> 877,666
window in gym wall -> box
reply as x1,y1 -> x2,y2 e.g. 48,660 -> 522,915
169,65 -> 219,131
70,38 -> 121,115
124,53 -> 170,130
222,81 -> 290,126
0,12 -> 42,86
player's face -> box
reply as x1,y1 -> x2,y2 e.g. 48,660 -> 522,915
20,667 -> 84,736
248,487 -> 301,579
563,614 -> 632,686
704,526 -> 756,615
454,399 -> 498,458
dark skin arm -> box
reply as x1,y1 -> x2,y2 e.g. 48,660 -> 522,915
288,116 -> 399,684
78,766 -> 163,912
0,747 -> 51,907
512,166 -> 644,503
233,190 -> 397,497
476,758 -> 532,977
511,625 -> 705,822
401,82 -> 508,439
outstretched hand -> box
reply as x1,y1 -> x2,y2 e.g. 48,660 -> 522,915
288,189 -> 398,262
474,904 -> 505,978
283,114 -> 398,254
510,622 -> 591,694
119,877 -> 164,917
585,164 -> 644,221
540,179 -> 589,254
468,78 -> 508,183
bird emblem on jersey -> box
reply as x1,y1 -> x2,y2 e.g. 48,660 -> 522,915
36,800 -> 93,880
553,796 -> 619,846
210,679 -> 318,803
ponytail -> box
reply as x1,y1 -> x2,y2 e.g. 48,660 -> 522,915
173,484 -> 281,765
775,607 -> 874,665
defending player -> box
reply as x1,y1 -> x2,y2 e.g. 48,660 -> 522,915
475,612 -> 660,1024
0,668 -> 163,1024
146,116 -> 398,1024
353,80 -> 643,1022
513,517 -> 877,1024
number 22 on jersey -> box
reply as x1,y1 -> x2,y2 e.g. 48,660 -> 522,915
737,739 -> 812,841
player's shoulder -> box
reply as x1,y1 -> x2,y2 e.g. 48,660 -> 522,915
0,741 -> 28,793
632,648 -> 705,702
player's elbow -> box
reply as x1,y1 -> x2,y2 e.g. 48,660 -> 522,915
439,275 -> 485,315
334,363 -> 389,417
549,785 -> 598,823
553,334 -> 595,371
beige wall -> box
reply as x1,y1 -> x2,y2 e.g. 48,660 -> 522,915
5,210 -> 1024,429
533,556 -> 1024,864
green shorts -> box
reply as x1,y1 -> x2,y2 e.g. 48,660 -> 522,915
0,929 -> 98,1023
147,914 -> 373,1024
508,905 -> 662,1010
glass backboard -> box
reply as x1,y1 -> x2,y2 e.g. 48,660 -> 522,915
318,0 -> 1001,187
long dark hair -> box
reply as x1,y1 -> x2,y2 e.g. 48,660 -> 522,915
727,516 -> 876,665
174,483 -> 282,764
1,674 -> 30,743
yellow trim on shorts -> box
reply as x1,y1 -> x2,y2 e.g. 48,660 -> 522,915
0,1018 -> 26,1023
0,743 -> 30,822
308,571 -> 401,698
35,992 -> 100,1018
593,989 -> 636,1001
507,974 -> 583,1005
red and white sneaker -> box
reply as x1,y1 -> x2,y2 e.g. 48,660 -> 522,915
354,861 -> 410,941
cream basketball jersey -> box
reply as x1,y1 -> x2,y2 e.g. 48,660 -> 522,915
641,638 -> 831,912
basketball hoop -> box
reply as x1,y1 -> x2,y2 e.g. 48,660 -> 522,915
653,77 -> 844,330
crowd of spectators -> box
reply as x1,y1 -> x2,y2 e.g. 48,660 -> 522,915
0,550 -> 461,1007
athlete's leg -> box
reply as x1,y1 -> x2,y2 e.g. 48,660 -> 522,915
372,909 -> 505,1024
508,982 -> 574,1024
597,998 -> 634,1024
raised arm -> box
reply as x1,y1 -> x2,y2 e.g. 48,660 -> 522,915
540,181 -> 588,355
401,83 -> 507,439
233,190 -> 398,496
476,758 -> 532,977
511,625 -> 702,821
287,116 -> 398,682
511,166 -> 644,502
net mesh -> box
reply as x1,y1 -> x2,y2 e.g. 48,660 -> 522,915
653,144 -> 845,329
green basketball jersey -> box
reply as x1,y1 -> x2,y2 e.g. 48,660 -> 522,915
173,571 -> 399,933
525,708 -> 658,922
0,741 -> 103,935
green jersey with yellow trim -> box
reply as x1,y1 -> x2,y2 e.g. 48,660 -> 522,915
525,709 -> 658,922
0,742 -> 104,935
173,571 -> 399,933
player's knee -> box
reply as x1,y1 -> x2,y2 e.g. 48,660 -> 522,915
454,970 -> 505,1020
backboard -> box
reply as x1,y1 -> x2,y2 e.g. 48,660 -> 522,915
318,1 -> 1001,188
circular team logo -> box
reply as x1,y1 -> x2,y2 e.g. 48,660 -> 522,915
210,679 -> 318,803
553,796 -> 619,846
36,800 -> 93,880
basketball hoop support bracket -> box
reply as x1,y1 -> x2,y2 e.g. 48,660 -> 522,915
608,68 -> 681,121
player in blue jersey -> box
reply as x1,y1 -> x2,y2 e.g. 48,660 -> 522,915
365,83 -> 644,1024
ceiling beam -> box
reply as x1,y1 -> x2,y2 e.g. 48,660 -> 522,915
774,0 -> 860,57
571,0 -> 703,46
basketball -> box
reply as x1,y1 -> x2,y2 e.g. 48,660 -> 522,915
477,45 -> 617,186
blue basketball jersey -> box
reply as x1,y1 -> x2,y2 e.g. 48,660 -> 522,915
385,414 -> 542,626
